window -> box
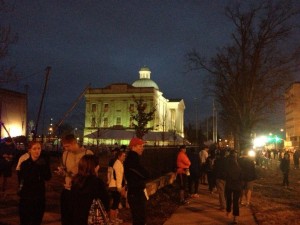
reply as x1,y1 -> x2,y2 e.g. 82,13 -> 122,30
91,103 -> 97,112
130,116 -> 134,128
129,103 -> 134,112
91,117 -> 96,127
103,117 -> 108,127
104,103 -> 109,112
116,117 -> 121,125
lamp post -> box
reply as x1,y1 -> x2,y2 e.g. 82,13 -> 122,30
194,98 -> 198,146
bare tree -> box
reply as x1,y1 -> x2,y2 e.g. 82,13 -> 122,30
187,0 -> 300,151
0,0 -> 18,86
131,96 -> 156,139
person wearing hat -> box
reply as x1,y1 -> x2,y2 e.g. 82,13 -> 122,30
124,137 -> 150,225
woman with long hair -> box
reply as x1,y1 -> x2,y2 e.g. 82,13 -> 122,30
108,150 -> 126,223
18,140 -> 52,225
71,154 -> 110,225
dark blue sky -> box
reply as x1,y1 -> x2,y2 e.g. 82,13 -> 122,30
2,0 -> 292,134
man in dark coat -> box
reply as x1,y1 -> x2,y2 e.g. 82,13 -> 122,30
0,137 -> 17,194
214,149 -> 227,210
238,150 -> 257,206
293,149 -> 300,169
124,137 -> 150,225
187,148 -> 200,198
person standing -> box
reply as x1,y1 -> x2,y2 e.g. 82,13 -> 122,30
225,150 -> 243,224
124,137 -> 150,225
176,145 -> 191,204
205,150 -> 216,194
238,150 -> 257,206
0,137 -> 17,195
187,148 -> 200,198
280,152 -> 290,188
18,140 -> 52,225
214,149 -> 227,210
199,146 -> 209,184
293,149 -> 300,169
58,134 -> 94,225
108,150 -> 126,223
71,154 -> 110,225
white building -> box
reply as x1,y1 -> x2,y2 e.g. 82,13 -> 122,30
0,88 -> 27,139
83,66 -> 185,146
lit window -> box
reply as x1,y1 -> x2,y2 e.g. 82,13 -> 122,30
91,117 -> 96,127
129,103 -> 134,112
91,104 -> 97,112
103,117 -> 108,127
130,117 -> 134,128
116,117 -> 121,125
104,103 -> 109,112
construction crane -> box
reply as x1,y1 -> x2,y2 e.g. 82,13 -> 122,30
33,66 -> 51,140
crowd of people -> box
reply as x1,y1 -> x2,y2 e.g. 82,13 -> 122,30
176,145 -> 257,224
0,135 -> 149,225
0,134 -> 298,225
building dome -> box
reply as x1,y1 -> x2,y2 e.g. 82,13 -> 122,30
140,66 -> 151,72
132,66 -> 159,89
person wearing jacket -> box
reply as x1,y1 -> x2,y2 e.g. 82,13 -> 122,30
214,149 -> 227,210
58,134 -> 94,225
225,150 -> 243,225
108,150 -> 126,223
238,150 -> 257,206
18,140 -> 52,225
124,138 -> 150,225
280,152 -> 290,188
187,148 -> 200,198
176,145 -> 191,204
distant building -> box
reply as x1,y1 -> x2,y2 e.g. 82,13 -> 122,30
83,66 -> 185,146
0,88 -> 27,139
285,82 -> 300,148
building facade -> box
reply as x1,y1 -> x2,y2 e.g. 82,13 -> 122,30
0,88 -> 27,139
285,82 -> 300,148
83,66 -> 185,146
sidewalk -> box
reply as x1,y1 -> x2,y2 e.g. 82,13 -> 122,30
163,184 -> 258,225
0,169 -> 258,225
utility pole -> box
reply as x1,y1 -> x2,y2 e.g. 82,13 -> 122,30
212,100 -> 217,143
206,118 -> 208,141
194,98 -> 198,145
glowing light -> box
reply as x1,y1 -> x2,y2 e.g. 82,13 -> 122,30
8,124 -> 23,137
248,150 -> 256,157
253,136 -> 268,148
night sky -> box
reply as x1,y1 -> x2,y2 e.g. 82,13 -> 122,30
1,0 -> 294,134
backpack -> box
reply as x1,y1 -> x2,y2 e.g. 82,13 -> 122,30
87,198 -> 109,225
205,157 -> 215,172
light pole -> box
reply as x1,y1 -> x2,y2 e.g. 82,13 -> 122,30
194,98 -> 198,145
213,100 -> 217,143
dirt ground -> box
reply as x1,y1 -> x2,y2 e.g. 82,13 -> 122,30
250,159 -> 300,225
1,155 -> 300,225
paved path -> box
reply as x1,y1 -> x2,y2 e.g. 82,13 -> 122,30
1,167 -> 257,225
1,183 -> 258,225
163,184 -> 258,225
